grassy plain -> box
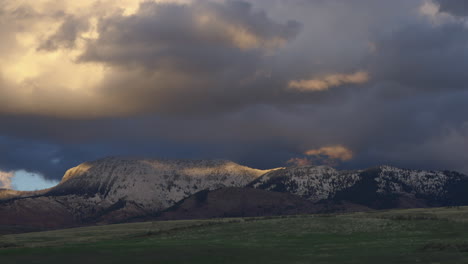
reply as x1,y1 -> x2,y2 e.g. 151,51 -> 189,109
2,207 -> 468,263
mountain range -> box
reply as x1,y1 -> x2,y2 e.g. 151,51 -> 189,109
1,157 -> 468,230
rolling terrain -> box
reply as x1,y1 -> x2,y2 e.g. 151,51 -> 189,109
2,207 -> 468,264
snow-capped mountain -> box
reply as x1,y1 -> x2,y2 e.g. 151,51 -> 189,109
251,165 -> 468,208
1,158 -> 468,230
0,157 -> 270,227
51,157 -> 269,211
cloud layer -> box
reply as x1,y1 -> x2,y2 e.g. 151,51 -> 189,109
0,0 -> 302,118
1,0 -> 468,184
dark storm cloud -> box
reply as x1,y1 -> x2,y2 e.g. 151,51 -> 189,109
372,23 -> 468,87
3,86 -> 468,181
75,0 -> 303,116
0,136 -> 71,179
436,0 -> 468,17
80,1 -> 300,69
369,22 -> 468,96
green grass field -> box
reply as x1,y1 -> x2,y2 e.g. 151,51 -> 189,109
2,207 -> 468,264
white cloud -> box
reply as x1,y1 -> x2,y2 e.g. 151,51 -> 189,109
11,170 -> 59,191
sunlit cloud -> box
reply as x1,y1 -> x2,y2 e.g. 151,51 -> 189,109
0,0 -> 299,118
286,145 -> 353,167
288,71 -> 369,92
419,0 -> 455,24
305,145 -> 353,161
195,12 -> 293,51
0,0 -> 193,118
420,1 -> 441,17
0,171 -> 14,189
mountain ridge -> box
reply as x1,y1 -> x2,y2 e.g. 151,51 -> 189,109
1,157 -> 468,231
251,164 -> 468,208
0,157 -> 271,228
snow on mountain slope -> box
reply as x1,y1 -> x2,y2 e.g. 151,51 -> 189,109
375,166 -> 467,198
250,166 -> 361,202
49,157 -> 269,212
251,165 -> 468,205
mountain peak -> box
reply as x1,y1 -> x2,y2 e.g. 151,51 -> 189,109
54,157 -> 269,212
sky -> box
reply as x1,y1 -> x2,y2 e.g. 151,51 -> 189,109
0,0 -> 468,190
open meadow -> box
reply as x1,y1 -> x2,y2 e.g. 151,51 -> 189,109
2,207 -> 468,264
